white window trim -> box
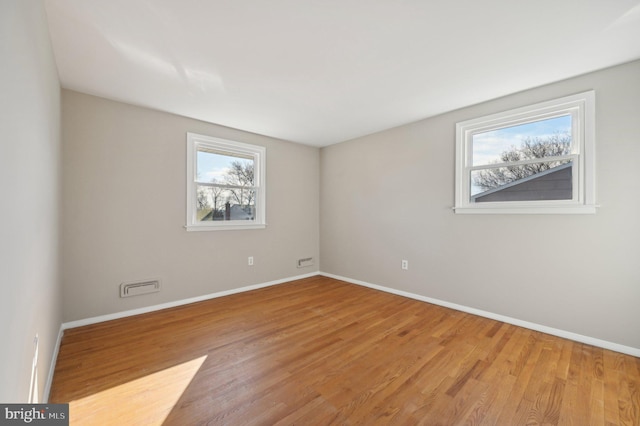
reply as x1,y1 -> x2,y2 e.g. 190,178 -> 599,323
454,91 -> 597,214
186,133 -> 266,231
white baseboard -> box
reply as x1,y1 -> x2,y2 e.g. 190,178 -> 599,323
320,272 -> 640,358
43,325 -> 64,403
43,269 -> 638,401
62,272 -> 320,331
43,271 -> 320,401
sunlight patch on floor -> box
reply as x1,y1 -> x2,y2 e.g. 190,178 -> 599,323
68,355 -> 207,425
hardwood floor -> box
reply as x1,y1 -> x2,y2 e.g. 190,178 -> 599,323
50,276 -> 640,425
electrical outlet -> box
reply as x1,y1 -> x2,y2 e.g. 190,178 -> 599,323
401,260 -> 409,270
248,256 -> 254,266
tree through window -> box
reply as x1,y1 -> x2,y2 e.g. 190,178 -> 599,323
455,91 -> 596,214
187,133 -> 265,230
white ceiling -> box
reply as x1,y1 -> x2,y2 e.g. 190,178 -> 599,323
45,0 -> 640,147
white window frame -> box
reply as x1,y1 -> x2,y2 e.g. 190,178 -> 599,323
454,91 -> 596,214
186,132 -> 266,231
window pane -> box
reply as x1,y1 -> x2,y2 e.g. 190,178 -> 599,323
471,161 -> 572,202
197,186 -> 256,222
187,133 -> 265,230
472,115 -> 572,167
196,150 -> 254,185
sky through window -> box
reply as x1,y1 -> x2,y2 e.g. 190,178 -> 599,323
472,115 -> 571,167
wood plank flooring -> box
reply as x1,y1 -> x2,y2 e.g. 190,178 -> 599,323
49,276 -> 640,425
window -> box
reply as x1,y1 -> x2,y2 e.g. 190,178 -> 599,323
186,133 -> 266,231
454,91 -> 596,214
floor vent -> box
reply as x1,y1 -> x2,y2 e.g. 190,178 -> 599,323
120,280 -> 160,298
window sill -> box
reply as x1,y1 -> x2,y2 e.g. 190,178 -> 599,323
185,223 -> 267,231
453,204 -> 598,215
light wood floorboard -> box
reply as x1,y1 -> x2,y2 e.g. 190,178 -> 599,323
50,276 -> 640,425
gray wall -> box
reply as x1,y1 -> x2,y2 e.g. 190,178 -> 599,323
3,4 -> 637,399
0,0 -> 62,402
61,91 -> 320,321
320,60 -> 640,349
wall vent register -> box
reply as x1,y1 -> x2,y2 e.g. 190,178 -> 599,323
120,280 -> 161,298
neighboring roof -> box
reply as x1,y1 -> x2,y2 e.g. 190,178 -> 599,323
228,205 -> 253,221
472,163 -> 573,203
201,204 -> 254,221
